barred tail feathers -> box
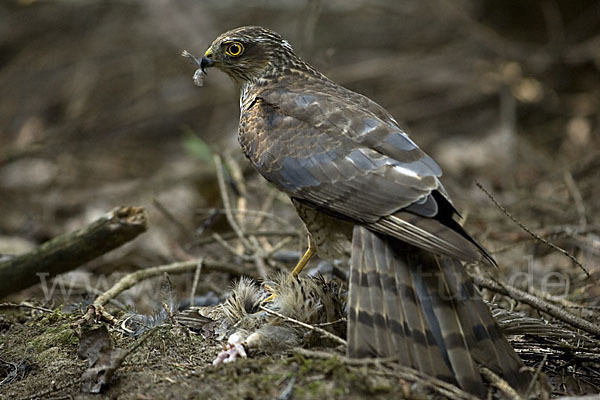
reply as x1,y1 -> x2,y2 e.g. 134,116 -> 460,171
347,226 -> 529,396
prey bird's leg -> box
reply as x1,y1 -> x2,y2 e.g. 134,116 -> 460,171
291,236 -> 316,277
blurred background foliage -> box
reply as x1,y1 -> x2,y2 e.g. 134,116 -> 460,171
0,0 -> 598,273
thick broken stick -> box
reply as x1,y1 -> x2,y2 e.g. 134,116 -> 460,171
0,206 -> 147,298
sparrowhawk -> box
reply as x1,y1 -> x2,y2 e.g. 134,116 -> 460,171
194,26 -> 530,396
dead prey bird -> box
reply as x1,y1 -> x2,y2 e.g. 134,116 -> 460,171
211,275 -> 345,365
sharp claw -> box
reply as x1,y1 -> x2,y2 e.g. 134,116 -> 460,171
262,293 -> 276,303
262,283 -> 277,303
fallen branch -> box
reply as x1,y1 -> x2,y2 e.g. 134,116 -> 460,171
0,206 -> 147,298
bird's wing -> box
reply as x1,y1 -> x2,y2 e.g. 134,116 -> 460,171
258,84 -> 442,180
240,92 -> 437,220
239,85 -> 490,263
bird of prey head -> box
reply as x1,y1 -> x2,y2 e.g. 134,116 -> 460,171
200,26 -> 302,84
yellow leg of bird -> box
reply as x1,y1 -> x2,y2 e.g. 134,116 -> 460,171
291,243 -> 316,277
263,238 -> 316,303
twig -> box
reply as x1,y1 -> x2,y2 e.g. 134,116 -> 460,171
93,259 -> 253,310
213,154 -> 253,250
189,258 -> 203,307
540,0 -> 565,52
491,224 -> 599,254
223,154 -> 248,232
492,234 -> 567,254
476,182 -> 591,279
224,155 -> 271,278
0,143 -> 45,167
253,190 -> 278,227
432,0 -> 541,63
471,274 -> 600,337
254,191 -> 279,252
248,234 -> 269,277
525,354 -> 547,399
252,249 -> 268,279
277,375 -> 296,400
195,208 -> 295,229
314,317 -> 347,327
293,348 -> 395,365
214,155 -> 272,278
563,171 -> 587,230
224,155 -> 250,257
50,280 -> 128,310
152,198 -> 193,238
0,206 -> 147,298
212,233 -> 253,261
549,303 -> 600,311
528,286 -> 594,314
480,366 -> 522,400
0,302 -> 53,313
297,0 -> 323,55
193,230 -> 298,247
259,305 -> 347,346
198,230 -> 297,278
265,237 -> 295,258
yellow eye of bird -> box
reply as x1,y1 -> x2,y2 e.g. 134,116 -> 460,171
225,42 -> 244,57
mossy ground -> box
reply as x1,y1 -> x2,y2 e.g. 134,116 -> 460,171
0,309 -> 424,400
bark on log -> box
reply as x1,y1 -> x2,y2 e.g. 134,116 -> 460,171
0,206 -> 147,298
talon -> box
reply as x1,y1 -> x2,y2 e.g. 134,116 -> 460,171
262,283 -> 277,303
262,293 -> 276,303
262,238 -> 316,305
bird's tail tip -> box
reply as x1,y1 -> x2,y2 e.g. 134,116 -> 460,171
347,226 -> 532,396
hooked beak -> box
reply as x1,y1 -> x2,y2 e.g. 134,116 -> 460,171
200,56 -> 214,73
201,49 -> 215,73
